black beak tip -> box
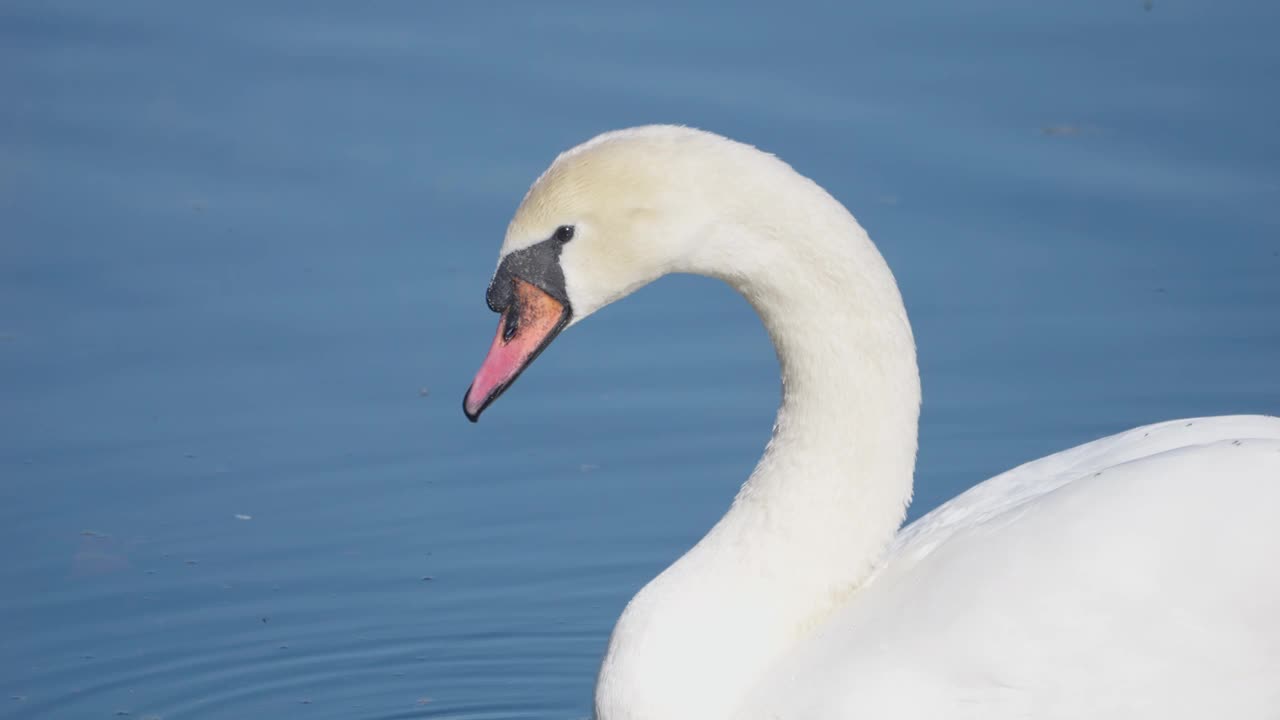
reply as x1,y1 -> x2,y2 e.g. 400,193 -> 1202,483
463,386 -> 482,423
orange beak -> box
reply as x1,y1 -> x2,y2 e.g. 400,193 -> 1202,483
463,277 -> 570,421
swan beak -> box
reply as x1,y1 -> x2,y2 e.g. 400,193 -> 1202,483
463,277 -> 570,422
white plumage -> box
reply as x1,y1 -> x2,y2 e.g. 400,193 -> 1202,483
475,125 -> 1280,719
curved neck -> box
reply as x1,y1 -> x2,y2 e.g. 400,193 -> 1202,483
692,171 -> 921,612
719,232 -> 920,594
595,159 -> 921,720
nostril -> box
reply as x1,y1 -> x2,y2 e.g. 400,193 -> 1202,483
502,307 -> 520,342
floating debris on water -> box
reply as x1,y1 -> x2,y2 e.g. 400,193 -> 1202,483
234,513 -> 252,521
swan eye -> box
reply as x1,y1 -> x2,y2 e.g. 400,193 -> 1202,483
553,225 -> 575,243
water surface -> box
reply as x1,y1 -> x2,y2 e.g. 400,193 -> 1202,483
3,1 -> 1279,717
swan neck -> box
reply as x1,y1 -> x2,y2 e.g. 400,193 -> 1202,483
721,212 -> 920,593
595,152 -> 921,720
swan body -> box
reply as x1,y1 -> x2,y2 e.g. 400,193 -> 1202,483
462,125 -> 1280,719
744,416 -> 1280,719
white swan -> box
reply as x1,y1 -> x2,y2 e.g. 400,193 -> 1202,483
462,126 -> 1280,719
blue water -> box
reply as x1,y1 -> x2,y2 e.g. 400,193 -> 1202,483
3,1 -> 1278,717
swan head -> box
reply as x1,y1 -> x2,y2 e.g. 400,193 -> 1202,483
463,126 -> 733,421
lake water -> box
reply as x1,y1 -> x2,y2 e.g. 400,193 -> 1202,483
3,1 -> 1278,718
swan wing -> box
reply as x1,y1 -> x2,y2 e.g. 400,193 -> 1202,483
742,415 -> 1280,719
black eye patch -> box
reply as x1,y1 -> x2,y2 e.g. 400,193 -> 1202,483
485,234 -> 570,313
